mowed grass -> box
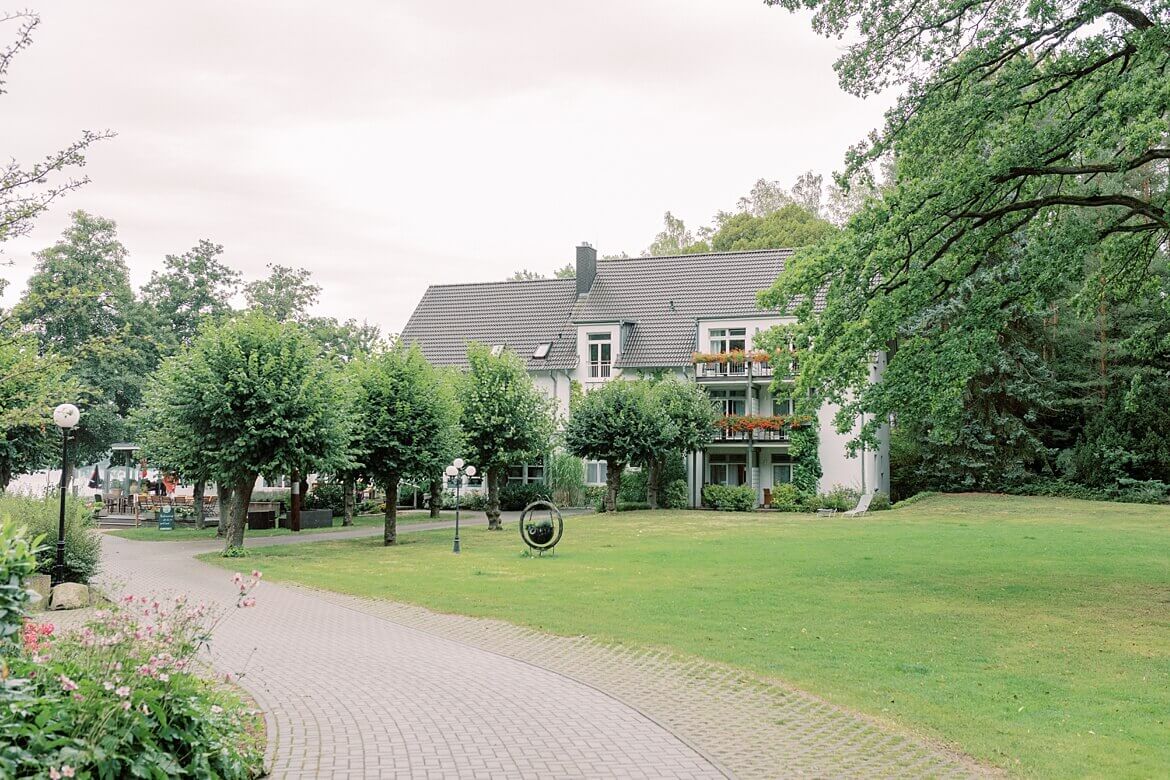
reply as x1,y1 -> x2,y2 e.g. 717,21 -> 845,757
110,511 -> 451,541
200,495 -> 1170,777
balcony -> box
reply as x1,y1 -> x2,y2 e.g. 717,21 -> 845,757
713,426 -> 790,443
712,415 -> 812,443
693,351 -> 795,382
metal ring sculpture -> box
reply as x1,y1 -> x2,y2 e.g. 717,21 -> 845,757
519,500 -> 563,554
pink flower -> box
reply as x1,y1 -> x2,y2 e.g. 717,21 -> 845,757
49,769 -> 61,780
159,673 -> 170,682
231,573 -> 243,585
210,704 -> 224,714
115,686 -> 130,698
121,700 -> 131,711
251,570 -> 262,579
103,682 -> 114,691
58,675 -> 78,692
61,768 -> 75,779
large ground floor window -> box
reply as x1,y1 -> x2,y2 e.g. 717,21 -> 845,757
507,461 -> 544,484
708,453 -> 747,486
585,460 -> 608,485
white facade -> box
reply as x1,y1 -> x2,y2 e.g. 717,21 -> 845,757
522,312 -> 890,507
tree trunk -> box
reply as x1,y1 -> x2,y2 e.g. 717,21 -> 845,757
429,478 -> 442,519
224,476 -> 255,553
486,465 -> 503,530
343,476 -> 355,526
193,478 -> 206,530
216,484 -> 232,538
384,471 -> 400,545
604,459 -> 623,513
646,458 -> 662,510
290,469 -> 302,532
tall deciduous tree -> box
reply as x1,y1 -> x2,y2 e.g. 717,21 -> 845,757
564,380 -> 662,512
147,313 -> 348,552
17,211 -> 158,464
141,240 -> 240,351
459,344 -> 554,528
763,0 -> 1170,447
244,263 -> 321,323
306,317 -> 382,363
708,204 -> 835,253
349,345 -> 460,544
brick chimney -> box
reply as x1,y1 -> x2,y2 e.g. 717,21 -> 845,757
576,242 -> 597,297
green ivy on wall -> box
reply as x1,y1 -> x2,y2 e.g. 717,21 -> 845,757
789,393 -> 821,495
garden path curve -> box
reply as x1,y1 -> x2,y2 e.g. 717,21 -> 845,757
97,531 -> 722,779
95,522 -> 991,779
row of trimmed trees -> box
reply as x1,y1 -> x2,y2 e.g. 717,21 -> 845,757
565,378 -> 718,512
138,315 -> 553,553
139,310 -> 722,552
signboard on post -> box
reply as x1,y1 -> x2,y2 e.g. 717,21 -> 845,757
158,505 -> 175,531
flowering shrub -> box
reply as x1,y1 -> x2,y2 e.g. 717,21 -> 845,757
0,570 -> 266,779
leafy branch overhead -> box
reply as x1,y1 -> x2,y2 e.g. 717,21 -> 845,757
0,12 -> 113,248
761,0 -> 1170,445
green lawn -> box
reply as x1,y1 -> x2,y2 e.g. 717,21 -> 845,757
110,511 -> 453,541
200,495 -> 1170,777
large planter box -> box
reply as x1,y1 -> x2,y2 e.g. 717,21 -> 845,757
299,509 -> 333,529
247,510 -> 277,530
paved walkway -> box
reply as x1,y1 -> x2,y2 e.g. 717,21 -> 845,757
93,523 -> 991,779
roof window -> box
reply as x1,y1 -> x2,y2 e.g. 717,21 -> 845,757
532,342 -> 551,359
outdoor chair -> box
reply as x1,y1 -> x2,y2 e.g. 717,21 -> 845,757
843,492 -> 874,518
815,507 -> 837,517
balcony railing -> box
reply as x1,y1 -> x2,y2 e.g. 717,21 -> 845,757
714,426 -> 789,442
713,414 -> 812,442
692,351 -> 796,382
695,361 -> 775,380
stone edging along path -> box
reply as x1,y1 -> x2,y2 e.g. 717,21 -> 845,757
97,521 -> 995,779
296,584 -> 994,779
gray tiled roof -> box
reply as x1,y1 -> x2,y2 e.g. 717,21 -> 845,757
401,248 -> 799,370
400,278 -> 579,369
574,250 -> 795,367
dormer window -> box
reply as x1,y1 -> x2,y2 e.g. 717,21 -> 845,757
588,333 -> 612,379
491,344 -> 504,356
532,342 -> 551,359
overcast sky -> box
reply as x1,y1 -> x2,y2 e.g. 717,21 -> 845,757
3,1 -> 890,335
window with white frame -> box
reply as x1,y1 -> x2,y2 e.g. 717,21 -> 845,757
772,463 -> 793,485
773,397 -> 794,416
585,460 -> 608,485
709,327 -> 746,374
588,333 -> 612,379
708,453 -> 747,486
708,327 -> 746,354
708,388 -> 746,416
507,462 -> 544,484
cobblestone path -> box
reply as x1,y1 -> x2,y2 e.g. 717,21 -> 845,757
95,526 -> 992,779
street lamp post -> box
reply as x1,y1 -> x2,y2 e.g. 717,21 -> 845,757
51,403 -> 81,587
444,458 -> 476,554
